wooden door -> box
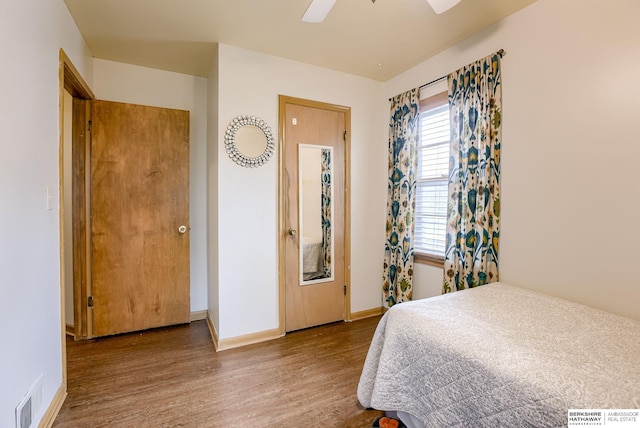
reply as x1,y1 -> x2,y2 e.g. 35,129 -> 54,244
281,97 -> 349,332
91,100 -> 190,337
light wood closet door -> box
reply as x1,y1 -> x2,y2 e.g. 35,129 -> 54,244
90,100 -> 190,337
283,99 -> 347,332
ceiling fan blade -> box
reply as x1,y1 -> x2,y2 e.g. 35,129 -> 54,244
302,0 -> 337,23
426,0 -> 461,14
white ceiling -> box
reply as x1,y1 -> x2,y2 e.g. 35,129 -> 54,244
63,0 -> 537,81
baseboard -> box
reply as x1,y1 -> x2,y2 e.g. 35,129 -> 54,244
205,312 -> 219,351
65,324 -> 74,337
210,310 -> 377,351
205,311 -> 283,351
38,382 -> 66,428
350,307 -> 384,321
190,310 -> 207,321
217,327 -> 284,351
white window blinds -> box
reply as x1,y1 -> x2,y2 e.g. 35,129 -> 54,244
415,101 -> 450,258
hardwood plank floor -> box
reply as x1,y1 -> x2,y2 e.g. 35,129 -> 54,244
54,317 -> 384,427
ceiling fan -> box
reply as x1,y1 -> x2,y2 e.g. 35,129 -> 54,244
302,0 -> 462,23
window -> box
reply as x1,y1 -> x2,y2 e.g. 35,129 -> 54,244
415,91 -> 450,264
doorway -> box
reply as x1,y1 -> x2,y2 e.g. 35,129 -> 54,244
278,96 -> 351,332
60,51 -> 191,342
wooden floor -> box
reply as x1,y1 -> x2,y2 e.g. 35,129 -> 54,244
54,317 -> 384,427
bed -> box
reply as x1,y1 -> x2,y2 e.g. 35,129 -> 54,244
302,236 -> 324,280
357,282 -> 640,427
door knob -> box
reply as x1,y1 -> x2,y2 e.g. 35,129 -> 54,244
288,228 -> 297,236
178,225 -> 188,234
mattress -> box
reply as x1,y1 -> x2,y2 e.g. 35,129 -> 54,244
357,282 -> 640,427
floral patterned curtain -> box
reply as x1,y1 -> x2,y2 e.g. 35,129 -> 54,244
383,88 -> 419,308
320,149 -> 332,277
443,52 -> 502,293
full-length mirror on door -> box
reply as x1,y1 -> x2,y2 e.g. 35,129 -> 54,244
298,144 -> 333,285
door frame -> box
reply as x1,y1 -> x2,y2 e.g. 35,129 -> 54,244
277,95 -> 352,336
58,50 -> 94,385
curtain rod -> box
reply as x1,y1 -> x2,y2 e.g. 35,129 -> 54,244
418,49 -> 506,91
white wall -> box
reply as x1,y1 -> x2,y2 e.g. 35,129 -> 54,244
92,59 -> 209,313
0,0 -> 93,426
387,0 -> 640,320
212,44 -> 386,339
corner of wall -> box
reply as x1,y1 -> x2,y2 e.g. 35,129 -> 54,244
206,44 -> 220,334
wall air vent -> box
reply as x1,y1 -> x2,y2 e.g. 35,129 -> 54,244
15,374 -> 43,428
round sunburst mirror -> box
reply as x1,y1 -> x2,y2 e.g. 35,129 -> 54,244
224,115 -> 275,168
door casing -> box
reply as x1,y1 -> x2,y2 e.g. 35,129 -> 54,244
59,49 -> 95,392
277,95 -> 352,335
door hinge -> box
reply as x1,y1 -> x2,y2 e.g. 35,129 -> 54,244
343,129 -> 347,141
88,120 -> 92,133
344,285 -> 347,295
88,296 -> 94,308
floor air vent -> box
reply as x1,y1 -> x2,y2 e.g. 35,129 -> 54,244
15,374 -> 42,428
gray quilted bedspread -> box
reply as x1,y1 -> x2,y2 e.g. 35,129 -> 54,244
357,283 -> 640,427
